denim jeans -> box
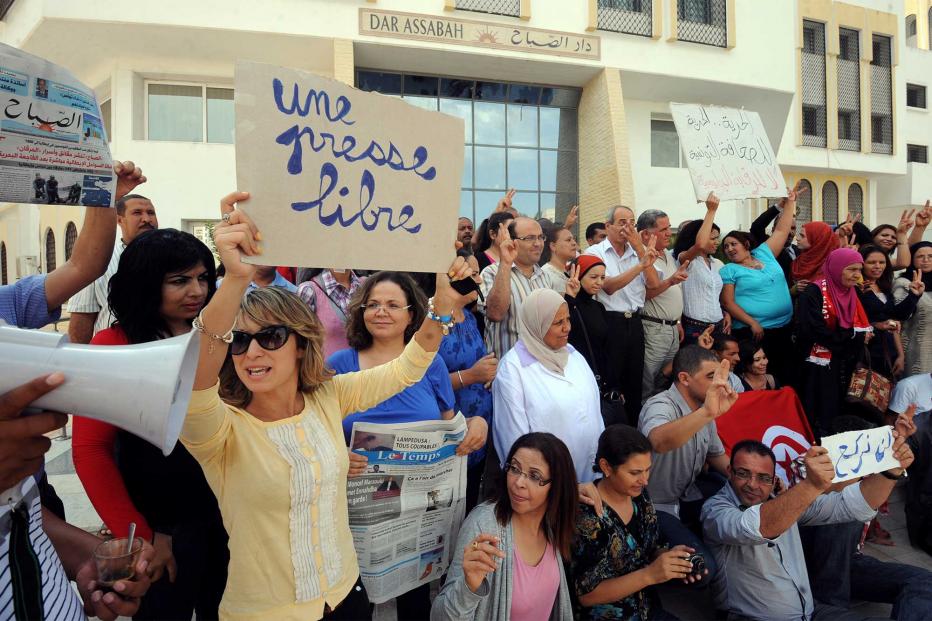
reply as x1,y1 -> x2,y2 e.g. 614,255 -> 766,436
656,472 -> 727,586
800,520 -> 932,621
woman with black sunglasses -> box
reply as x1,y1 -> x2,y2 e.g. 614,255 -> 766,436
73,228 -> 229,620
180,192 -> 471,621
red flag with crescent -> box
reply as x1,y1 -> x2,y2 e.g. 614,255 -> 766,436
715,387 -> 815,486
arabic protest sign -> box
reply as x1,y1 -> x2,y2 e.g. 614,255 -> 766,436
0,43 -> 114,207
821,426 -> 901,483
235,61 -> 464,272
670,103 -> 786,202
360,9 -> 600,61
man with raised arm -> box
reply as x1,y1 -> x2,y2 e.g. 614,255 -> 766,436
701,438 -> 914,621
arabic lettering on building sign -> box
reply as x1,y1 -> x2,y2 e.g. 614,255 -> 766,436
360,9 -> 600,60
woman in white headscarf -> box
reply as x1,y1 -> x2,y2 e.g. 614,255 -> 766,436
492,288 -> 605,482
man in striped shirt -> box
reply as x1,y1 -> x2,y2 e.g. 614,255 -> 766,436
478,217 -> 555,359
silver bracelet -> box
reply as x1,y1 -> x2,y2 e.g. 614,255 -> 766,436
457,369 -> 466,389
192,311 -> 234,355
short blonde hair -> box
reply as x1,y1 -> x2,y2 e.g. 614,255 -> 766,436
219,287 -> 333,408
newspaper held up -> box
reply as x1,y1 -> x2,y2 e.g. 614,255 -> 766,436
0,43 -> 114,207
348,414 -> 468,603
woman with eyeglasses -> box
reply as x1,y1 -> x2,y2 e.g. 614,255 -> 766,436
431,432 -> 577,621
327,270 -> 489,619
180,192 -> 472,621
73,229 -> 229,620
573,425 -> 696,621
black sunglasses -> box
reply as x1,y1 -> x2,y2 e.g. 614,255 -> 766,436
230,325 -> 293,356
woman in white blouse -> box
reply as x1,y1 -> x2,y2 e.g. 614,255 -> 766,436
493,288 -> 604,483
673,193 -> 731,345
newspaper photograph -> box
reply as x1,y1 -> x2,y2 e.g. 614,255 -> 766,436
348,414 -> 468,603
0,43 -> 114,207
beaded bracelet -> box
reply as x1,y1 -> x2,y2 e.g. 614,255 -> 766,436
427,297 -> 455,336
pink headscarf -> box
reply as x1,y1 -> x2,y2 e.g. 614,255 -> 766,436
823,248 -> 864,329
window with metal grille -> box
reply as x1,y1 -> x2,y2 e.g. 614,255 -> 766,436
801,20 -> 827,148
847,183 -> 863,219
797,179 -> 813,223
870,34 -> 893,155
677,0 -> 727,48
906,14 -> 917,39
44,229 -> 56,273
837,28 -> 860,151
454,0 -> 520,17
598,0 -> 652,37
64,222 -> 77,260
0,242 -> 6,285
822,181 -> 839,224
907,144 -> 929,164
907,83 -> 927,109
357,70 -> 580,224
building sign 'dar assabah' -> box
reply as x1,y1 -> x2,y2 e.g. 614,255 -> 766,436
359,8 -> 601,61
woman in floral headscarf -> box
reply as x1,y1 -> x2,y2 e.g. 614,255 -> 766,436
795,248 -> 872,437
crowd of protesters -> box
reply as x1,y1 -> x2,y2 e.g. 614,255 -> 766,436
1,162 -> 931,621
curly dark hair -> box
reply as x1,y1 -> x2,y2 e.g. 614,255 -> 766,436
344,271 -> 427,350
673,218 -> 720,261
107,229 -> 216,344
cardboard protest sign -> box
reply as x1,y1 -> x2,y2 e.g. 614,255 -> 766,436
235,61 -> 464,272
821,426 -> 900,483
0,43 -> 114,207
670,103 -> 786,202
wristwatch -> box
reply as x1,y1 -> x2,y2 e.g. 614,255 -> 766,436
880,469 -> 907,481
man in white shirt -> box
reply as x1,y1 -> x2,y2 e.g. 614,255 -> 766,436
68,194 -> 158,343
639,209 -> 689,401
585,205 -> 660,422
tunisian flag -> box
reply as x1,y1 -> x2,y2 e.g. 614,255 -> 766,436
715,387 -> 815,486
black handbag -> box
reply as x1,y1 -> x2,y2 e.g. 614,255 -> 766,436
571,303 -> 626,428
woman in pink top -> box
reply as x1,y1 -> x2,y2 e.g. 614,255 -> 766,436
431,432 -> 576,621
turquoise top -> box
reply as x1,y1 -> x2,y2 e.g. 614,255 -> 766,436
719,243 -> 793,329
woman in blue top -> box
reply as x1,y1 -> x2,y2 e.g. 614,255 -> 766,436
438,254 -> 497,512
719,184 -> 800,386
327,270 -> 489,620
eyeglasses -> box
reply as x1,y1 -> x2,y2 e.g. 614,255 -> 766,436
504,462 -> 551,486
515,234 -> 546,243
733,468 -> 775,486
230,325 -> 293,356
361,302 -> 412,314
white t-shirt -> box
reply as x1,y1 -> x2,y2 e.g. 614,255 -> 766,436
888,373 -> 932,414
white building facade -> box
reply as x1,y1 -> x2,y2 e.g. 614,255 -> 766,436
0,0 -> 927,285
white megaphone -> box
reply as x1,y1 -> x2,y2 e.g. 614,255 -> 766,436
0,322 -> 200,456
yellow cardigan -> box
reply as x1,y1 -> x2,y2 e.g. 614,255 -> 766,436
181,339 -> 435,621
